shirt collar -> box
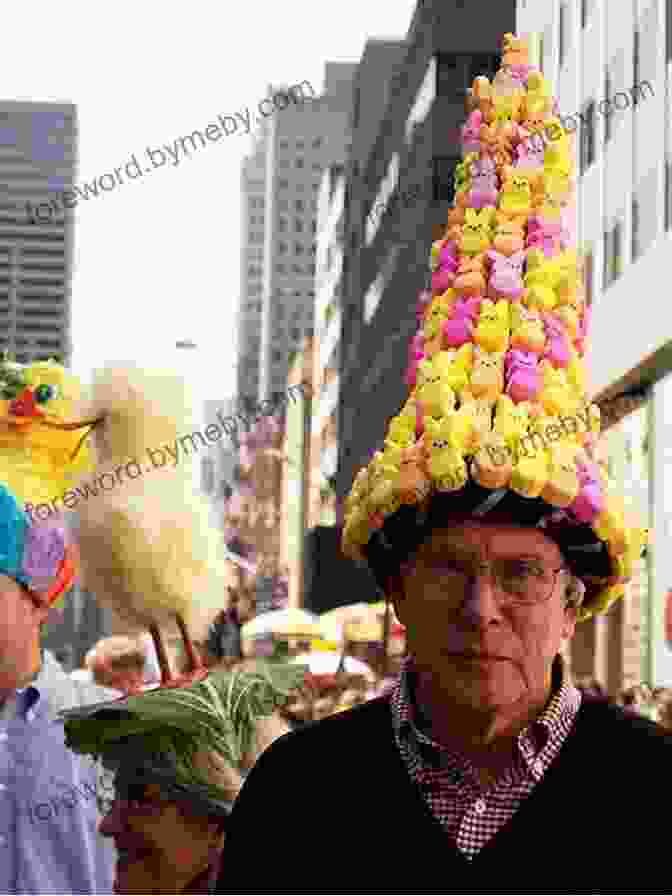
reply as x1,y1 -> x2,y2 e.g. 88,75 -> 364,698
10,650 -> 71,720
391,653 -> 580,764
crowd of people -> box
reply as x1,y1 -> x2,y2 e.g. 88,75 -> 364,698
75,634 -> 672,732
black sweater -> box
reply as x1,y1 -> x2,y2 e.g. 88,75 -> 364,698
216,696 -> 671,894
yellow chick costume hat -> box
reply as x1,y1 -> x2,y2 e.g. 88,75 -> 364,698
342,34 -> 647,622
0,356 -> 95,508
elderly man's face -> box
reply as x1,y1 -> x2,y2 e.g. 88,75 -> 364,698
393,521 -> 577,711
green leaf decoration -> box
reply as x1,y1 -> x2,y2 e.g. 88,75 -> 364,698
61,663 -> 305,805
0,357 -> 27,399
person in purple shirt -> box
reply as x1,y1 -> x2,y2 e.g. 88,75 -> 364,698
0,483 -> 117,894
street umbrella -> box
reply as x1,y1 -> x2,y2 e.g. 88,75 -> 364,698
320,602 -> 405,640
289,652 -> 376,682
241,608 -> 321,640
319,603 -> 386,642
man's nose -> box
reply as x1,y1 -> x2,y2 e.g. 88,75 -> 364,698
458,572 -> 504,623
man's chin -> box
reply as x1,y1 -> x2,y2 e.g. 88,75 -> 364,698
431,656 -> 523,705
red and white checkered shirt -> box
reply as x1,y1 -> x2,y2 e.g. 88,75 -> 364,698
390,654 -> 581,859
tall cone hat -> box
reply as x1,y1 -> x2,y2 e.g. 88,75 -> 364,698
342,34 -> 648,622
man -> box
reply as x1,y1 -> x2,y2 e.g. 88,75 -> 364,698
216,34 -> 661,890
0,484 -> 117,894
218,501 -> 663,892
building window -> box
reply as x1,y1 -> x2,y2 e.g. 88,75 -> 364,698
296,139 -> 304,149
291,327 -> 301,341
249,232 -> 263,244
279,159 -> 289,168
278,217 -> 287,232
272,350 -> 282,362
247,265 -> 261,277
278,179 -> 289,189
603,68 -> 612,144
559,2 -> 568,68
280,139 -> 289,149
295,243 -> 304,255
292,263 -> 303,274
201,458 -> 215,494
311,200 -> 318,211
296,157 -> 304,168
312,162 -> 322,172
295,218 -> 303,233
435,52 -> 498,98
603,218 -> 623,289
633,166 -> 658,256
581,0 -> 591,28
632,196 -> 641,261
313,182 -> 319,191
580,100 -> 595,174
278,199 -> 289,210
310,263 -> 316,275
352,87 -> 360,129
276,264 -> 286,274
278,241 -> 288,254
311,221 -> 317,234
432,156 -> 459,203
295,199 -> 305,212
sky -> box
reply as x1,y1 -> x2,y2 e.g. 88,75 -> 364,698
1,0 -> 416,403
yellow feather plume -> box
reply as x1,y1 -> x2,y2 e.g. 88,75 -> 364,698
74,363 -> 232,642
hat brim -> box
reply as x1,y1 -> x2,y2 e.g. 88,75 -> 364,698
364,482 -> 615,608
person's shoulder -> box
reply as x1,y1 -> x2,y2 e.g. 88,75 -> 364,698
252,696 -> 392,768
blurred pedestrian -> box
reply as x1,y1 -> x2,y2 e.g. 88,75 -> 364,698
86,635 -> 149,694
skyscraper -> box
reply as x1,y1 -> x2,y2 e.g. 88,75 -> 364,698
237,131 -> 268,400
0,101 -> 76,363
237,64 -> 356,406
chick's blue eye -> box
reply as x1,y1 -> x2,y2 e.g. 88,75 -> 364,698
35,384 -> 57,403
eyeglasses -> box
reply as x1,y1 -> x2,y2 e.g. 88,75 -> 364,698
411,555 -> 566,606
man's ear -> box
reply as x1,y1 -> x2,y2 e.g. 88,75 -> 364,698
561,605 -> 577,641
386,574 -> 408,628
